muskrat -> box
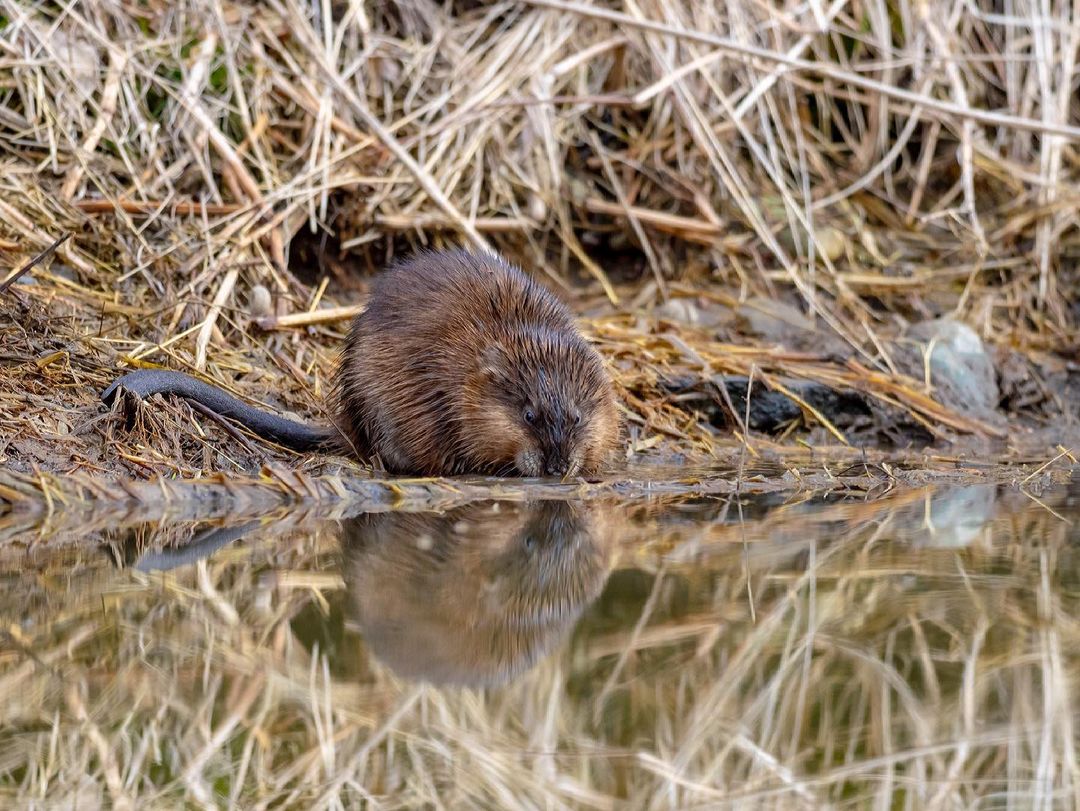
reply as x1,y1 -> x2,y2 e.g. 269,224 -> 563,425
102,250 -> 621,477
341,500 -> 612,686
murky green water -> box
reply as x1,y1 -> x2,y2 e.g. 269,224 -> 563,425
3,482 -> 1080,808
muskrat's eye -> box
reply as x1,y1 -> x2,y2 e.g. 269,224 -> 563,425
572,411 -> 582,426
523,408 -> 536,425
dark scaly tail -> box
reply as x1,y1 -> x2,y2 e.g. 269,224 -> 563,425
102,370 -> 335,452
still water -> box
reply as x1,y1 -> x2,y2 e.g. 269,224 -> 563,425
2,483 -> 1079,808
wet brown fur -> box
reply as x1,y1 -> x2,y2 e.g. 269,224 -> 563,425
333,249 -> 620,477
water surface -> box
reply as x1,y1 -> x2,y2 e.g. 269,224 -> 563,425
2,482 -> 1079,808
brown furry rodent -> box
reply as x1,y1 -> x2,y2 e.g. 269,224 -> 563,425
341,500 -> 612,686
102,249 -> 620,477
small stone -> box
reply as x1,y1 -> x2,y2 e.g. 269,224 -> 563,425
51,30 -> 100,97
249,284 -> 272,318
49,263 -> 78,283
816,226 -> 846,263
654,298 -> 727,329
569,178 -> 589,205
527,194 -> 547,222
903,318 -> 1000,420
376,55 -> 400,83
734,296 -> 848,356
736,296 -> 816,340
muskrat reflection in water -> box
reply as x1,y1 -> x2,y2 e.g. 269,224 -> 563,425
342,500 -> 612,687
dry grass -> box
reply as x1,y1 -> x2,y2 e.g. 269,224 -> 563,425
4,5 -> 1080,805
2,484 -> 1079,807
1,0 -> 1078,478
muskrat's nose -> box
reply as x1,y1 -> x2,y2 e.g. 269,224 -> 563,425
545,458 -> 569,477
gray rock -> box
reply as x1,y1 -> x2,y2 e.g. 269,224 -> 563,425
734,296 -> 848,356
901,318 -> 1000,421
248,284 -> 273,319
654,298 -> 729,330
736,296 -> 815,341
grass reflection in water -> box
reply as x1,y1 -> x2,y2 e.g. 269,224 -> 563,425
1,483 -> 1078,808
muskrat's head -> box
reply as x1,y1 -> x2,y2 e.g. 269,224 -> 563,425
464,328 -> 620,477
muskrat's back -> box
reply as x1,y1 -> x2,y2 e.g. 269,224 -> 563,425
357,249 -> 578,336
335,250 -> 619,476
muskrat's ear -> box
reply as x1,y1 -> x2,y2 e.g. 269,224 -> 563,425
478,344 -> 509,380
